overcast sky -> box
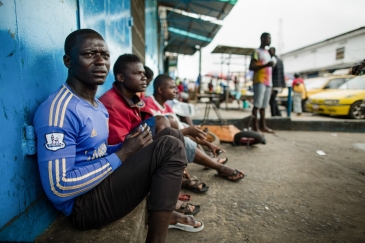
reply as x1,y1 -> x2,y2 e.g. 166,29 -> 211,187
176,0 -> 365,80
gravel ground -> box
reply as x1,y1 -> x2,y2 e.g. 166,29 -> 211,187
167,131 -> 365,243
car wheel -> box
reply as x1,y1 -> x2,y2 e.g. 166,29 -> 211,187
348,101 -> 364,119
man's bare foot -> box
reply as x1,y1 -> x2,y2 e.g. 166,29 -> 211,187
260,127 -> 275,133
170,211 -> 202,228
216,165 -> 244,181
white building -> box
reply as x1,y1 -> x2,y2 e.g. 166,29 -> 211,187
281,27 -> 365,78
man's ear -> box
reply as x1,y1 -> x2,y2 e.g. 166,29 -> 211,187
116,73 -> 124,82
157,86 -> 163,94
63,55 -> 71,68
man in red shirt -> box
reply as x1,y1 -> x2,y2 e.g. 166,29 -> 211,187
141,74 -> 245,182
99,54 -> 203,231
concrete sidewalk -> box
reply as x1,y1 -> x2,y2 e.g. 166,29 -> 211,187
168,131 -> 365,243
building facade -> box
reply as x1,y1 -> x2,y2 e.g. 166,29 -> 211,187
281,27 -> 365,78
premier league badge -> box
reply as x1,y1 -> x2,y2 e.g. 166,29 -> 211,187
45,133 -> 66,151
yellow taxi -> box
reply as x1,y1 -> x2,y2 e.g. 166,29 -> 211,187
276,74 -> 354,111
306,76 -> 365,119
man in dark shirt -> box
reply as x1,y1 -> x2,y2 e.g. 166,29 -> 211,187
269,47 -> 286,116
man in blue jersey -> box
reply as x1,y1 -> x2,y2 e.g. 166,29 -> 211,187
33,29 -> 202,240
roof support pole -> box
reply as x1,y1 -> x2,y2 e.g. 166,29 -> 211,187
198,47 -> 202,93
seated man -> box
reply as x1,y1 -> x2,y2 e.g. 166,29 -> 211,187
99,54 -> 204,227
141,74 -> 245,182
33,29 -> 200,241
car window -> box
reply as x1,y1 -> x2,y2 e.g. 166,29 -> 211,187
339,76 -> 365,90
304,78 -> 328,90
323,78 -> 346,89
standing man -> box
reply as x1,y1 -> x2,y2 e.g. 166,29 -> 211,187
269,47 -> 286,116
249,32 -> 275,133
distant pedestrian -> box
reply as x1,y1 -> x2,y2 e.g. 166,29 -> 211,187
233,76 -> 239,92
208,79 -> 214,92
292,73 -> 306,116
269,47 -> 285,116
249,32 -> 275,133
350,59 -> 365,75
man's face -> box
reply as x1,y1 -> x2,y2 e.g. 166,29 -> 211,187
119,62 -> 147,93
161,79 -> 177,100
269,48 -> 275,57
262,34 -> 271,47
66,34 -> 110,86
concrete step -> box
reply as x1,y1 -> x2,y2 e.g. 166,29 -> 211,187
35,199 -> 147,243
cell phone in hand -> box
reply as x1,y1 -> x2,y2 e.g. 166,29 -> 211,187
216,150 -> 223,155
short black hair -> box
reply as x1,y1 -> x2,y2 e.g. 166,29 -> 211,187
113,54 -> 141,79
269,47 -> 276,52
294,73 -> 300,78
144,66 -> 154,80
64,29 -> 103,55
153,74 -> 173,94
261,32 -> 270,40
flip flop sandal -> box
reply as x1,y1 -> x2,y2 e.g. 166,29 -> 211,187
168,218 -> 204,232
181,176 -> 209,193
175,200 -> 200,216
178,194 -> 192,202
203,157 -> 229,170
215,169 -> 245,182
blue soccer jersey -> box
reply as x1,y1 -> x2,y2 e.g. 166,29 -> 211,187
33,84 -> 122,216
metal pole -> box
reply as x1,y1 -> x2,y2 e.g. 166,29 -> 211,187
198,48 -> 202,93
287,87 -> 292,117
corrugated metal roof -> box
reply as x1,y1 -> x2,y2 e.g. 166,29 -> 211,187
211,45 -> 255,55
158,0 -> 237,20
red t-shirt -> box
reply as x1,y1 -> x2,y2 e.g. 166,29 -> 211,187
141,96 -> 174,120
99,84 -> 145,145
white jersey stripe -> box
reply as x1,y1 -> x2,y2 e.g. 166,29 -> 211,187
54,89 -> 70,127
49,86 -> 66,126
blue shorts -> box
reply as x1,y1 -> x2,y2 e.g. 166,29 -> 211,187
184,136 -> 197,163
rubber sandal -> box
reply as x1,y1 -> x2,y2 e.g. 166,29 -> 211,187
181,176 -> 209,193
168,218 -> 204,232
178,194 -> 192,202
175,200 -> 200,215
215,169 -> 245,182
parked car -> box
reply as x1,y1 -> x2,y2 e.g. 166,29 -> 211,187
361,97 -> 365,116
305,75 -> 365,119
276,74 -> 354,111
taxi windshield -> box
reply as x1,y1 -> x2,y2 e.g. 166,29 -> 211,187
339,76 -> 365,90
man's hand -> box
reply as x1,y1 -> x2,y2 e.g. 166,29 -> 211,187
205,142 -> 226,157
115,123 -> 153,162
181,126 -> 207,140
265,61 -> 274,67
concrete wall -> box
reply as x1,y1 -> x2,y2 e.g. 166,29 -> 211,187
0,0 -> 133,241
281,28 -> 365,75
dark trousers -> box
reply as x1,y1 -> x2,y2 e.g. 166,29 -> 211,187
270,90 -> 281,116
71,127 -> 187,230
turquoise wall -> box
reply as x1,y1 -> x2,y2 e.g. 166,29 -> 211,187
0,0 -> 132,241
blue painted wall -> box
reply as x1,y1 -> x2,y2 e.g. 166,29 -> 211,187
0,0 -> 133,241
145,0 -> 159,96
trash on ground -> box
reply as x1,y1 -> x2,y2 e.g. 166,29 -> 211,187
353,143 -> 365,151
331,133 -> 337,137
316,150 -> 326,156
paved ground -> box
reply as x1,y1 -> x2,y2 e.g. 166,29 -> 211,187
167,131 -> 365,243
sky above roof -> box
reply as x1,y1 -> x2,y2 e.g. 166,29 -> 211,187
176,0 -> 365,80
